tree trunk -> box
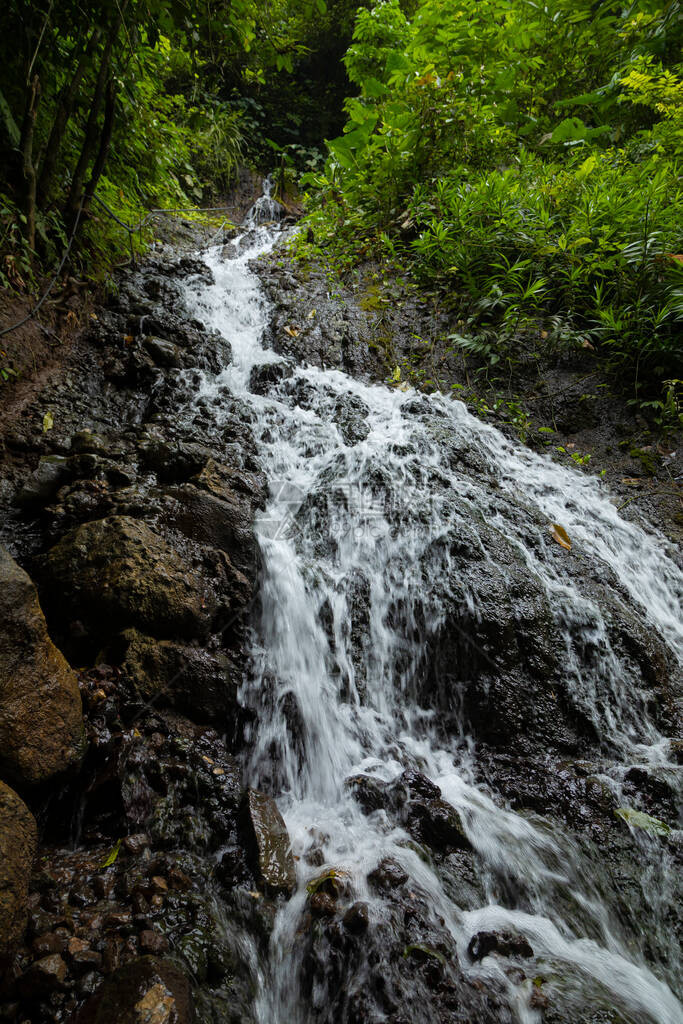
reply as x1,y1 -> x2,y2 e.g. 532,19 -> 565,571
37,27 -> 101,206
64,1 -> 128,227
83,79 -> 116,210
20,74 -> 40,251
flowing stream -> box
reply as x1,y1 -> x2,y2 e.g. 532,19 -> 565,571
184,207 -> 683,1024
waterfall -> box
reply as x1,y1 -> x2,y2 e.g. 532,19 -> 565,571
183,205 -> 683,1024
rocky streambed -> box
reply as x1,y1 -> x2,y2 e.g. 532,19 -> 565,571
0,245 -> 282,1023
0,215 -> 681,1024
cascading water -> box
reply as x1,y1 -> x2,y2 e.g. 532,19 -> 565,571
183,195 -> 683,1024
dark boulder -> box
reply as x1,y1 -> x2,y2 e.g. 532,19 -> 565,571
117,629 -> 241,726
0,546 -> 84,786
0,781 -> 37,960
75,956 -> 194,1024
39,515 -> 214,647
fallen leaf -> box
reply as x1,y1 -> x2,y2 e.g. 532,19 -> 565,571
307,309 -> 316,319
284,325 -> 300,337
42,411 -> 54,433
100,838 -> 122,868
615,807 -> 671,836
550,523 -> 572,550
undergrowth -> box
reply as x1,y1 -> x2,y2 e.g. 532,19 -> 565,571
292,0 -> 683,421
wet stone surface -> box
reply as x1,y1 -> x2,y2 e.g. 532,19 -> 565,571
0,222 -> 681,1024
0,245 -> 277,1022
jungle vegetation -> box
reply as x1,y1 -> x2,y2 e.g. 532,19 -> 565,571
0,0 -> 681,409
300,0 -> 683,409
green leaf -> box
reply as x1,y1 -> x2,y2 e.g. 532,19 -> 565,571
550,117 -> 588,144
615,808 -> 671,836
576,154 -> 598,180
100,838 -> 122,868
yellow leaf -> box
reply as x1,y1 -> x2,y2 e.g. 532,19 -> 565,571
284,326 -> 300,337
42,411 -> 54,433
307,309 -> 316,319
550,523 -> 572,551
100,838 -> 122,868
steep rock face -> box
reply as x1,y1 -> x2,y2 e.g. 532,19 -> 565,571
0,546 -> 84,786
39,515 -> 215,647
0,781 -> 37,959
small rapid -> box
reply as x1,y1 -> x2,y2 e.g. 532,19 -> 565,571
183,208 -> 683,1024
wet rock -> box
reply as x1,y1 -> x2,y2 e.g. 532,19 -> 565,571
0,546 -> 84,785
246,788 -> 296,896
139,929 -> 169,955
468,930 -> 534,961
306,868 -> 350,900
249,360 -> 293,394
333,393 -> 370,446
33,931 -> 67,957
16,454 -> 71,506
71,430 -> 120,458
342,901 -> 369,934
137,438 -> 211,482
368,858 -> 408,890
166,484 -> 260,580
123,834 -> 150,856
68,936 -> 103,972
0,782 -> 38,959
39,515 -> 214,646
117,629 -> 240,725
408,798 -> 472,853
76,956 -> 193,1024
18,953 -> 68,996
310,892 -> 337,918
423,549 -> 593,756
143,336 -> 184,369
345,774 -> 389,813
397,769 -> 441,802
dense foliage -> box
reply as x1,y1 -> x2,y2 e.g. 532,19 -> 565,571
1,0 -> 681,411
0,0 -> 353,288
300,0 -> 683,403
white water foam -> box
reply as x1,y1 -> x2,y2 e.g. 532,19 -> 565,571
184,220 -> 683,1024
